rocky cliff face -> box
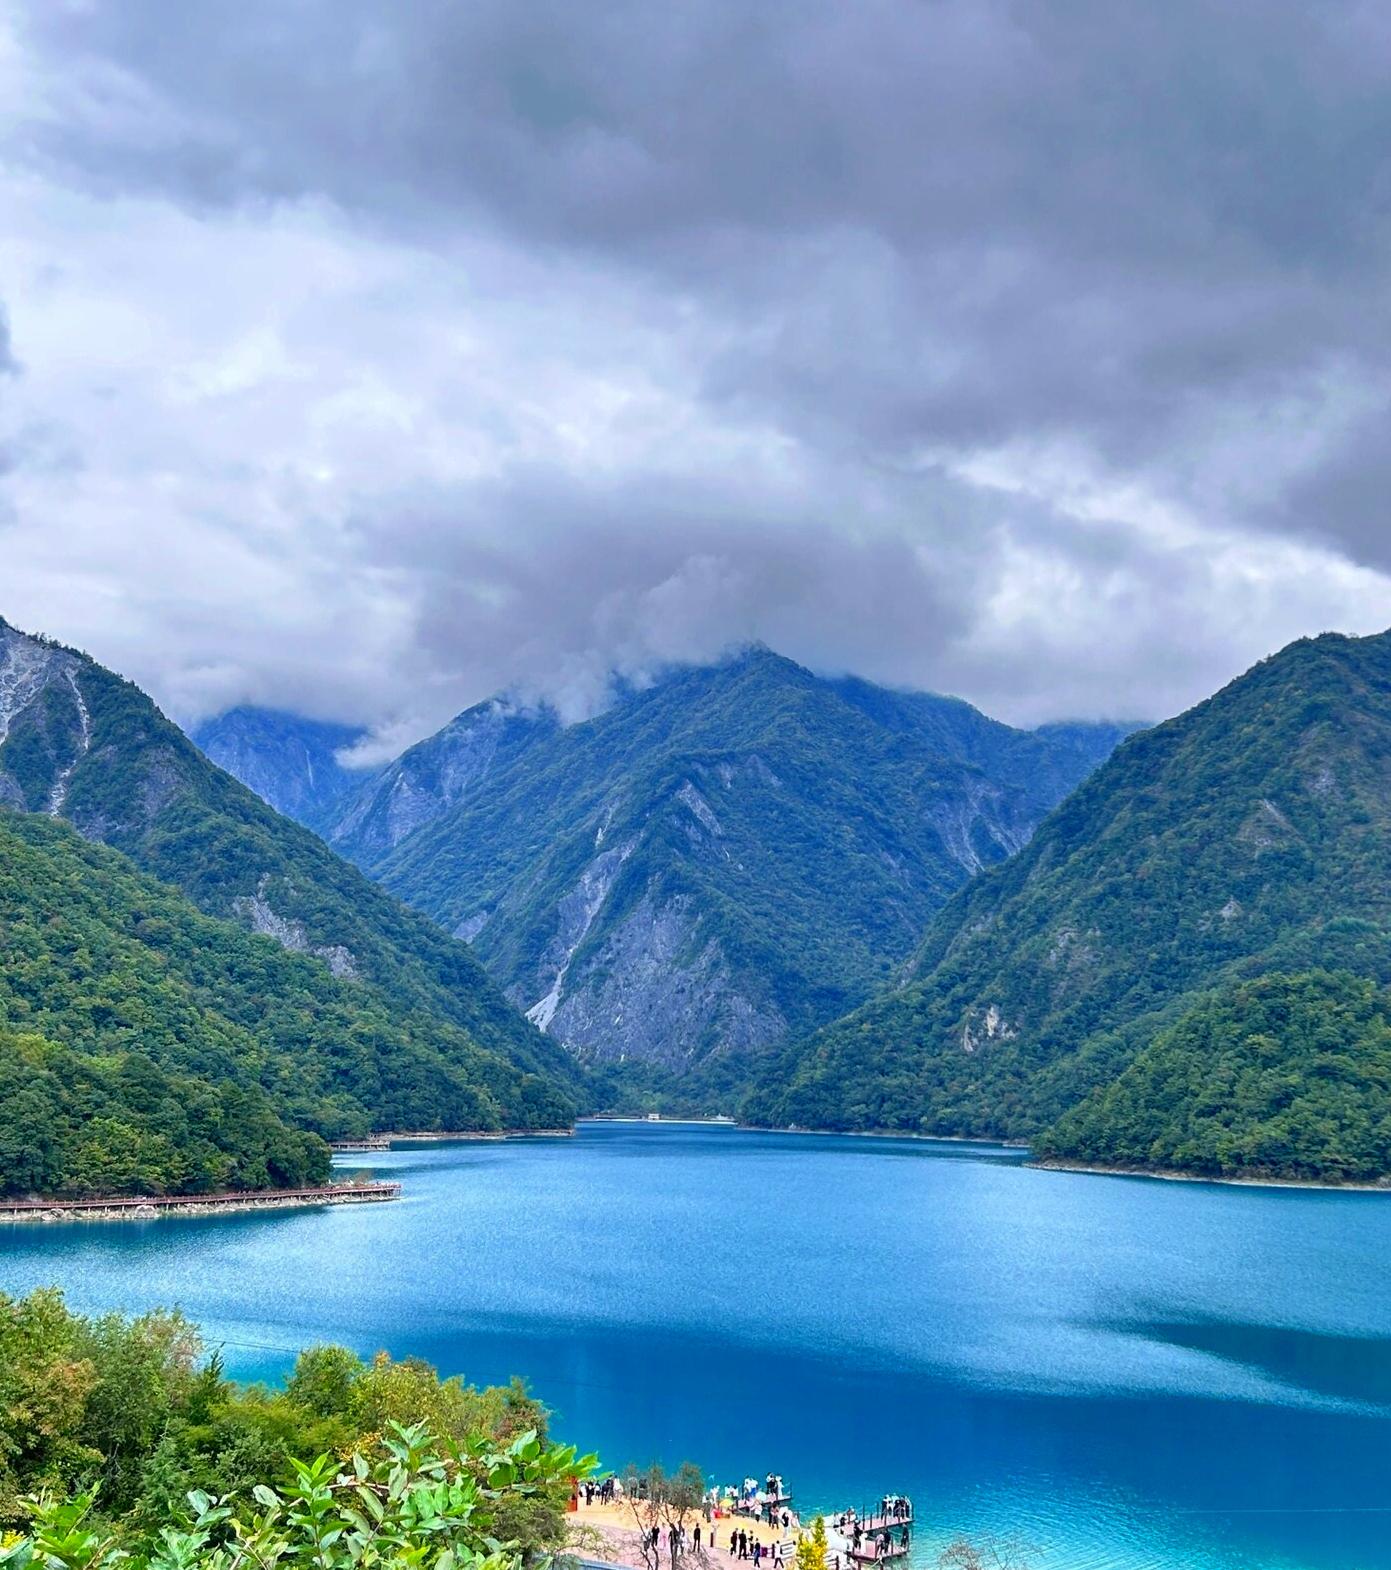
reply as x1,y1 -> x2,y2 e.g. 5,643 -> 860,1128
536,887 -> 788,1070
327,701 -> 555,860
324,648 -> 1133,1083
0,624 -> 92,815
192,707 -> 368,829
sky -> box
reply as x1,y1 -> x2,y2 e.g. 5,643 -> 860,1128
2,1 -> 1390,750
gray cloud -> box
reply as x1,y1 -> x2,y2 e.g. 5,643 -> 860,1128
1,1 -> 1390,747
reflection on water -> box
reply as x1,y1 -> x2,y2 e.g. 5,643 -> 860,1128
1113,1318 -> 1391,1409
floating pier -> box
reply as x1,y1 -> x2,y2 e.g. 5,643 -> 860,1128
329,1137 -> 392,1151
366,1128 -> 575,1143
827,1497 -> 913,1565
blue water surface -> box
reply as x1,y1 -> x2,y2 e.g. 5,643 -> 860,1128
4,1121 -> 1391,1570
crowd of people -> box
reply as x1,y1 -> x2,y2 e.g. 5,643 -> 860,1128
628,1519 -> 791,1566
716,1476 -> 793,1526
577,1470 -> 913,1569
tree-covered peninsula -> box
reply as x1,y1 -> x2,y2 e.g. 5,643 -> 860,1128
1035,971 -> 1391,1183
0,811 -> 560,1197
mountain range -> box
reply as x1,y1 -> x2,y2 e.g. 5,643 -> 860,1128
201,648 -> 1132,1089
11,606 -> 1391,1190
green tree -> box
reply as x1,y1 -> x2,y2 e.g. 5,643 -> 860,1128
796,1516 -> 828,1570
619,1462 -> 706,1570
283,1348 -> 365,1420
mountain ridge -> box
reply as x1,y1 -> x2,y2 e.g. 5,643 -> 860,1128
307,646 -> 1133,1085
749,627 -> 1391,1180
0,613 -> 582,1132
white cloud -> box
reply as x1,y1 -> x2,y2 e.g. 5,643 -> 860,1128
2,1 -> 1390,750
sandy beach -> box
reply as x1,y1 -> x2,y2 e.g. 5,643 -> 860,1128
569,1500 -> 795,1570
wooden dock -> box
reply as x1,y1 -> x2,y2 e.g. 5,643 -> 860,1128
329,1137 -> 392,1151
846,1540 -> 909,1564
826,1498 -> 913,1566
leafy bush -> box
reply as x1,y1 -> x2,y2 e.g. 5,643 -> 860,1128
0,1289 -> 588,1561
2,1421 -> 590,1570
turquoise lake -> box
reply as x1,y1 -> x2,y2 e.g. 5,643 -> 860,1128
4,1120 -> 1391,1570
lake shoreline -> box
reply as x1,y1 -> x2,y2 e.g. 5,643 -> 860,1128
583,1115 -> 1026,1150
590,1117 -> 1391,1189
725,1121 -> 1027,1150
1030,1156 -> 1391,1192
0,1181 -> 401,1225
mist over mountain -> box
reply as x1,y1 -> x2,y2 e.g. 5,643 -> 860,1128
293,648 -> 1130,1087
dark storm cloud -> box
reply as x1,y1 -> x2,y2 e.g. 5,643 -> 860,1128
348,466 -> 982,720
3,0 -> 1390,739
20,0 -> 1391,457
1258,406 -> 1391,571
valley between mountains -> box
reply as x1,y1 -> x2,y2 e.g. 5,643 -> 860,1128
6,611 -> 1391,1194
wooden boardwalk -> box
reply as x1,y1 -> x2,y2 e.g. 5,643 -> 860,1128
826,1500 -> 913,1567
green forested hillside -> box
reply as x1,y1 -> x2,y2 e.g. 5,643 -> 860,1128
0,616 -> 581,1131
1035,972 -> 1391,1183
325,648 -> 1127,1084
0,1030 -> 330,1198
753,630 -> 1391,1178
0,812 -> 571,1195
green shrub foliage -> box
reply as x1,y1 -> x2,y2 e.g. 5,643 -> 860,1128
0,1288 -> 590,1563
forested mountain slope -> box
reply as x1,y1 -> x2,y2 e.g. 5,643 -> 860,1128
0,616 -> 580,1129
0,813 -> 570,1195
319,648 -> 1128,1081
752,630 -> 1391,1175
1034,971 -> 1391,1182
